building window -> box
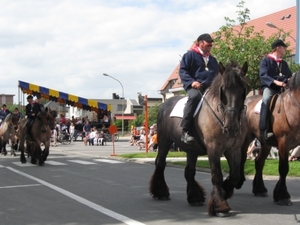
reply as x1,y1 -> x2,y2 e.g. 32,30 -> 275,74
117,104 -> 123,112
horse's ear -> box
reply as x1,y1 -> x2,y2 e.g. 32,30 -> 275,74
241,62 -> 248,76
218,62 -> 225,74
4,113 -> 12,123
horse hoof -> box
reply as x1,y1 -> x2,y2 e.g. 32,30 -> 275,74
189,202 -> 204,206
216,212 -> 230,217
274,199 -> 292,206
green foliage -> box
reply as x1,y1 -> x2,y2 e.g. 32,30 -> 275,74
119,152 -> 300,176
120,151 -> 186,158
3,103 -> 25,116
129,104 -> 160,128
148,104 -> 160,125
114,119 -> 122,128
211,0 -> 299,91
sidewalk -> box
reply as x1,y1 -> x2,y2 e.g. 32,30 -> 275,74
49,136 -> 216,164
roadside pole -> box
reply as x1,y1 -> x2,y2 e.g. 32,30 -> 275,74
108,125 -> 118,156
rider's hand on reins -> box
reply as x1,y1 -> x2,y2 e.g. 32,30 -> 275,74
191,81 -> 201,89
274,80 -> 286,87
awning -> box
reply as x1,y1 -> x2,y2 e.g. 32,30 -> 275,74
18,80 -> 108,112
115,115 -> 136,120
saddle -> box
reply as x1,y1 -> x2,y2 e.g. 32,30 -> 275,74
170,92 -> 208,118
254,94 -> 279,115
269,94 -> 279,113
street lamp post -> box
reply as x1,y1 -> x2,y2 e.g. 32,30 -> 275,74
103,73 -> 124,136
266,22 -> 297,43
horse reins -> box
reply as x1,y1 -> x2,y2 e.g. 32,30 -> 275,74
197,89 -> 224,128
196,88 -> 239,152
197,88 -> 244,134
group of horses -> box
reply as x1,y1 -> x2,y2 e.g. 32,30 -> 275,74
0,107 -> 57,165
150,61 -> 300,217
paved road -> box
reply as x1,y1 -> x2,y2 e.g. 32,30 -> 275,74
0,137 -> 299,225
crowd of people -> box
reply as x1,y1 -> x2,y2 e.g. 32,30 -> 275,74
129,124 -> 158,151
82,127 -> 106,146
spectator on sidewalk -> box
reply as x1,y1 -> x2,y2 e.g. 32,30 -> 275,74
137,132 -> 145,150
289,146 -> 300,161
148,130 -> 158,152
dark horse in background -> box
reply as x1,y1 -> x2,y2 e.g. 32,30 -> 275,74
240,69 -> 300,206
17,107 -> 57,165
149,62 -> 248,217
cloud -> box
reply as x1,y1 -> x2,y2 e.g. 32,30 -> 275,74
0,0 -> 296,103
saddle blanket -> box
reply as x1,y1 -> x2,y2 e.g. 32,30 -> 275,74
254,99 -> 262,114
169,92 -> 207,118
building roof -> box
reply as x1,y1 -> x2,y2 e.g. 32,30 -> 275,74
160,6 -> 296,93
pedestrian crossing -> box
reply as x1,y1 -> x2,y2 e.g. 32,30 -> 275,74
7,159 -> 125,167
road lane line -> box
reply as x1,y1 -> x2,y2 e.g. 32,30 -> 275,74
6,166 -> 145,225
45,160 -> 68,166
68,160 -> 97,165
94,159 -> 124,164
0,184 -> 41,189
12,162 -> 36,167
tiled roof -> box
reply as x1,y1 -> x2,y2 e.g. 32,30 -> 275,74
247,6 -> 296,52
160,6 -> 296,93
160,64 -> 180,90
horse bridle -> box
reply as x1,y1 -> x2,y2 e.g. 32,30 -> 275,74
198,87 -> 246,135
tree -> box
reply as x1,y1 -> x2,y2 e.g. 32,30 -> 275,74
129,104 -> 160,128
211,0 -> 300,91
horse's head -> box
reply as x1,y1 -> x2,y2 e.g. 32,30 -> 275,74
47,108 -> 57,130
288,69 -> 300,92
212,62 -> 248,137
3,113 -> 18,130
37,109 -> 51,133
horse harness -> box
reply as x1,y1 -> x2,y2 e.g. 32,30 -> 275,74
198,88 -> 246,135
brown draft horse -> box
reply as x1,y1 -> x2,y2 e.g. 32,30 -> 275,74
0,113 -> 19,156
149,62 -> 248,217
241,70 -> 300,206
18,107 -> 56,165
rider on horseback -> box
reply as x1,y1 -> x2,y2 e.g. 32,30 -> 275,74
179,33 -> 219,143
259,39 -> 292,142
25,95 -> 41,138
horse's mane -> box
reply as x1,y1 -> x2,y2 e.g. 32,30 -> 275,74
49,109 -> 58,118
209,62 -> 248,98
288,70 -> 300,92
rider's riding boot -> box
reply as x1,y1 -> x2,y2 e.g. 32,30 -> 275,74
259,103 -> 274,142
181,130 -> 194,144
25,128 -> 29,139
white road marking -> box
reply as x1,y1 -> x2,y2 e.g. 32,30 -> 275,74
12,162 -> 36,167
68,160 -> 97,165
94,159 -> 124,164
45,160 -> 67,166
6,167 -> 145,225
0,184 -> 41,189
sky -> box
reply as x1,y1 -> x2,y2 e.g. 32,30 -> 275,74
0,0 -> 297,103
